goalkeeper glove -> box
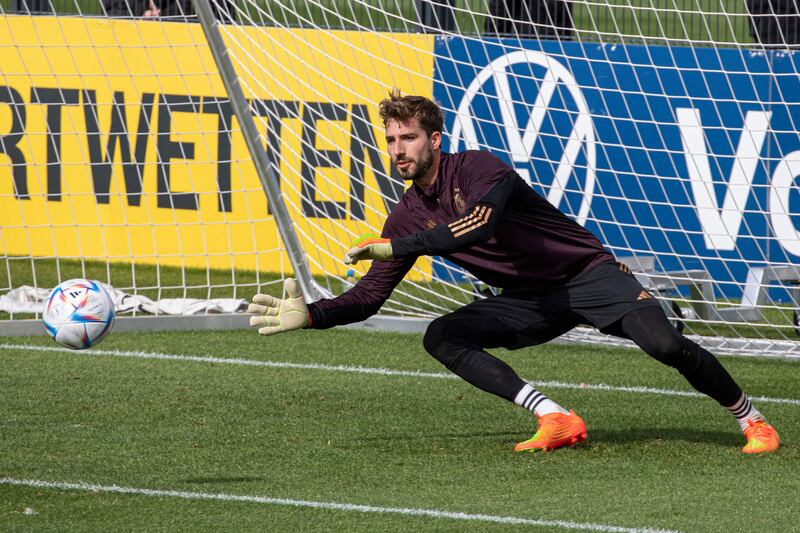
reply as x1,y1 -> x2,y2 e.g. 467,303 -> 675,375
344,234 -> 393,265
248,278 -> 308,335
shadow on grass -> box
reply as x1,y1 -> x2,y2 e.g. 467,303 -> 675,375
179,476 -> 266,484
590,427 -> 741,447
353,427 -> 744,451
356,430 -> 521,443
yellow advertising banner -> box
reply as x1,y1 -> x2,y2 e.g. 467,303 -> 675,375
0,17 -> 434,278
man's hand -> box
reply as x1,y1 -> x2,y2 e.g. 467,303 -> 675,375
248,278 -> 308,335
344,234 -> 393,265
144,0 -> 160,16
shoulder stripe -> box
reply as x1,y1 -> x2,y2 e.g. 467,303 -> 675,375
447,213 -> 477,230
449,206 -> 487,232
449,206 -> 483,232
451,206 -> 493,238
448,206 -> 481,229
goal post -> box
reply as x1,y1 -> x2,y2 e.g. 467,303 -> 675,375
1,1 -> 799,358
192,0 -> 329,303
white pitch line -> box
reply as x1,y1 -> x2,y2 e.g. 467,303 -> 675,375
0,477 -> 680,533
2,342 -> 800,407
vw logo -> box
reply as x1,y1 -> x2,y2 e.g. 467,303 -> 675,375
449,50 -> 596,225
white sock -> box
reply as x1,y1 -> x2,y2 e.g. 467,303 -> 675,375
727,393 -> 764,430
514,383 -> 569,416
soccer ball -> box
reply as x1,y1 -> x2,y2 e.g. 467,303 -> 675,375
43,279 -> 115,350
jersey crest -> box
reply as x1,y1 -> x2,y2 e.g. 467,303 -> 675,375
453,187 -> 467,214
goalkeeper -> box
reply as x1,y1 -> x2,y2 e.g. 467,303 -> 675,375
249,90 -> 779,454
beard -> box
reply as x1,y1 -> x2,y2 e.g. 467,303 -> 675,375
395,146 -> 434,182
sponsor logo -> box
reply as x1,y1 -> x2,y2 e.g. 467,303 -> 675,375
449,50 -> 596,225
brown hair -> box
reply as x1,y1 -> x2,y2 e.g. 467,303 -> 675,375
378,88 -> 443,136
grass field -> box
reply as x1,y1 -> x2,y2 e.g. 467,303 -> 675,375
2,326 -> 798,532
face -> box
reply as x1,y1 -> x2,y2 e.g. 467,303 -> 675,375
385,117 -> 441,183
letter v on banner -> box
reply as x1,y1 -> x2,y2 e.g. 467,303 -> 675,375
676,107 -> 771,250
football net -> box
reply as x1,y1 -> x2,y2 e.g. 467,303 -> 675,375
0,0 -> 799,358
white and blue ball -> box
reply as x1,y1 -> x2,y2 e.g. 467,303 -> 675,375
43,279 -> 115,350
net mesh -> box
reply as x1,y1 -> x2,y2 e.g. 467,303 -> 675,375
1,0 -> 799,356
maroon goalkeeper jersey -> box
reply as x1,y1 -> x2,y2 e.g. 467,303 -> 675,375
308,150 -> 614,329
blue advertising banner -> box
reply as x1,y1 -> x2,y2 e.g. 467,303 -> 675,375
432,39 -> 800,300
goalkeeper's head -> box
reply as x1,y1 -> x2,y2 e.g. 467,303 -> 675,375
378,89 -> 443,137
379,90 -> 443,186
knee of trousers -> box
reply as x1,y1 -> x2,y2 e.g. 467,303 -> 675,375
422,316 -> 460,367
643,334 -> 691,368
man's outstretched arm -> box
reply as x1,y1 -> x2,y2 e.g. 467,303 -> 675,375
249,257 -> 414,334
345,172 -> 515,264
306,257 -> 414,329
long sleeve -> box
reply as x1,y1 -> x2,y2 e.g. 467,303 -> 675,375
391,171 -> 515,259
306,212 -> 415,329
306,257 -> 414,329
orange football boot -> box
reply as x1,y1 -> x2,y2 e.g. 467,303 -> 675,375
742,419 -> 779,454
515,410 -> 587,452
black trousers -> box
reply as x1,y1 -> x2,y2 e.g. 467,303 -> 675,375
423,264 -> 743,408
485,0 -> 573,38
747,0 -> 800,45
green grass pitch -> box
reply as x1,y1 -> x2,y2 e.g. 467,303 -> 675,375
1,326 -> 798,531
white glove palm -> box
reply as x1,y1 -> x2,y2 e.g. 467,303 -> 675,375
248,278 -> 308,335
